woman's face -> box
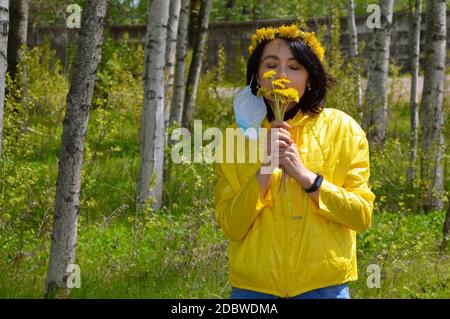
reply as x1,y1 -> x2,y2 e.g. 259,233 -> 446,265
257,38 -> 309,112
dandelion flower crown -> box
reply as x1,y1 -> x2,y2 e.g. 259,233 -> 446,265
248,23 -> 325,63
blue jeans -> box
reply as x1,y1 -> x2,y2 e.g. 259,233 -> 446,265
230,284 -> 351,299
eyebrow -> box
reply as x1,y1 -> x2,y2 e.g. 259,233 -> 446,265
261,55 -> 297,62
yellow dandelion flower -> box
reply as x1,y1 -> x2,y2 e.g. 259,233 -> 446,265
255,28 -> 266,41
278,24 -> 299,38
272,78 -> 290,89
273,88 -> 300,105
265,28 -> 276,40
285,88 -> 300,103
251,34 -> 258,45
316,47 -> 325,61
263,70 -> 276,79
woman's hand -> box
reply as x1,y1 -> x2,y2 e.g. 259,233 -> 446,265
279,142 -> 320,205
279,142 -> 305,181
264,120 -> 293,167
256,120 -> 293,195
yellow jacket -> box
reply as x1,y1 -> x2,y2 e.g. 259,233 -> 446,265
215,108 -> 376,297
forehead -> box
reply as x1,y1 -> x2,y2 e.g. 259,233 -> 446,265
261,39 -> 294,59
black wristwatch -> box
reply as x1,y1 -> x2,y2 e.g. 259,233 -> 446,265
304,174 -> 324,193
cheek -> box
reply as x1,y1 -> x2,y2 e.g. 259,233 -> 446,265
259,76 -> 272,89
260,79 -> 272,89
292,73 -> 308,90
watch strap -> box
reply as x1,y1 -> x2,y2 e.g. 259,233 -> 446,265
304,174 -> 323,193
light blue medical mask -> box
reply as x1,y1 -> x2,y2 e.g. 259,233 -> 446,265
233,79 -> 267,140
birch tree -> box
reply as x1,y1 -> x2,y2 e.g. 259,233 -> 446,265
347,0 -> 362,119
136,0 -> 170,210
181,0 -> 212,129
6,0 -> 27,80
0,0 -> 9,156
406,0 -> 422,186
441,203 -> 450,252
45,0 -> 108,299
169,0 -> 189,127
363,0 -> 394,148
164,0 -> 181,127
419,0 -> 446,212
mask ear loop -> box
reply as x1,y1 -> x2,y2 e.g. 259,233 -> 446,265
249,73 -> 256,88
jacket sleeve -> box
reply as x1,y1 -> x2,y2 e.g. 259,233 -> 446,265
314,134 -> 376,233
215,162 -> 273,242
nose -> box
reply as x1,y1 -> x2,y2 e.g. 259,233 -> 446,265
278,69 -> 288,78
277,65 -> 289,79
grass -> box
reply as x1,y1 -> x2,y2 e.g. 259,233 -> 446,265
0,207 -> 448,298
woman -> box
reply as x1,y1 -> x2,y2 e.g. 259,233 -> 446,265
215,24 -> 376,299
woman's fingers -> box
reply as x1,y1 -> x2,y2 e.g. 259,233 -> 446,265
271,120 -> 291,130
266,121 -> 293,157
276,139 -> 290,149
270,127 -> 293,144
277,130 -> 293,144
279,147 -> 292,157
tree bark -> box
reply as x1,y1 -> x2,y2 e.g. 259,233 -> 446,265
419,0 -> 446,212
45,0 -> 108,299
164,0 -> 181,127
347,0 -> 362,120
181,0 -> 212,129
363,0 -> 394,149
136,0 -> 170,210
169,0 -> 189,127
441,203 -> 450,252
406,0 -> 422,186
0,0 -> 9,157
6,0 -> 27,81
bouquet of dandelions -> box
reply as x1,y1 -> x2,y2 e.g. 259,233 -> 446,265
257,70 -> 300,194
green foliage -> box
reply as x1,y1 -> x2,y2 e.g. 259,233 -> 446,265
321,9 -> 361,120
353,211 -> 450,298
23,38 -> 70,126
0,41 -> 69,256
193,64 -> 234,129
209,0 -> 428,22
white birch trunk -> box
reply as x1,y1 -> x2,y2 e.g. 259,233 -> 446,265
45,0 -> 108,299
164,0 -> 181,127
136,0 -> 170,210
181,0 -> 212,129
169,0 -> 189,127
406,0 -> 422,186
347,0 -> 362,119
0,0 -> 9,156
363,0 -> 394,148
420,0 -> 446,212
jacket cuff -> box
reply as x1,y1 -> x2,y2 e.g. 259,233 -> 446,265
317,178 -> 339,214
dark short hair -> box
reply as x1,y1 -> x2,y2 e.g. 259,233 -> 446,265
246,37 -> 335,121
